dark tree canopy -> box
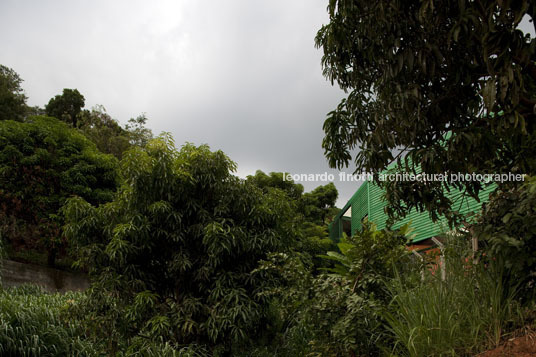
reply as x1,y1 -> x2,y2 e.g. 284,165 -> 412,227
77,106 -> 153,159
78,105 -> 131,159
247,171 -> 339,266
45,88 -> 85,127
317,0 -> 536,222
302,182 -> 338,224
247,170 -> 338,225
0,116 -> 118,265
247,170 -> 305,200
0,65 -> 27,122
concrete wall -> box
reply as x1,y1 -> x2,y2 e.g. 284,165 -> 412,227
1,259 -> 89,293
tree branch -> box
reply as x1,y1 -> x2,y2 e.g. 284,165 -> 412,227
530,3 -> 536,37
525,61 -> 536,82
520,96 -> 536,112
512,55 -> 536,82
386,147 -> 409,169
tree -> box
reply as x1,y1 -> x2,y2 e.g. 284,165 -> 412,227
0,65 -> 27,121
247,171 -> 338,224
63,137 -> 298,354
473,176 -> 536,299
302,183 -> 338,225
0,116 -> 118,266
317,1 -> 536,223
247,171 -> 338,268
78,105 -> 131,159
77,107 -> 154,159
247,170 -> 304,200
257,221 -> 413,356
125,113 -> 153,147
45,88 -> 85,127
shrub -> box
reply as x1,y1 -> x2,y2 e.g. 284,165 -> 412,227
303,221 -> 413,355
256,221 -> 414,356
63,135 -> 298,354
473,176 -> 536,300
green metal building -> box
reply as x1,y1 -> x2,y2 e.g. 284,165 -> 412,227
329,177 -> 495,244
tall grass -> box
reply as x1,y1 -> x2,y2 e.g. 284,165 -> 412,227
0,284 -> 101,356
0,284 -> 211,356
385,238 -> 524,356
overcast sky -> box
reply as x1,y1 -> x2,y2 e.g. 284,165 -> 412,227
1,1 -> 534,207
0,0 -> 366,205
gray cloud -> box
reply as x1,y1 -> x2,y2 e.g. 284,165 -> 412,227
5,2 -> 528,207
0,0 -> 363,205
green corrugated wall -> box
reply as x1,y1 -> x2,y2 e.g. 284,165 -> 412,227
343,180 -> 495,243
330,130 -> 499,242
351,182 -> 369,233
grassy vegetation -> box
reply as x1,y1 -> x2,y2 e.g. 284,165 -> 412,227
385,239 -> 526,356
0,285 -> 100,356
0,232 -> 532,356
0,285 -> 211,356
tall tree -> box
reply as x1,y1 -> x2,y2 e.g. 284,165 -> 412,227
63,138 -> 297,354
247,171 -> 338,265
78,105 -> 131,159
302,182 -> 338,225
247,170 -> 304,200
247,171 -> 338,224
45,88 -> 85,127
0,65 -> 27,121
125,113 -> 153,147
317,1 -> 536,223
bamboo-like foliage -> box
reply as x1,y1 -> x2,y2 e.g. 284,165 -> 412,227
63,134 -> 298,354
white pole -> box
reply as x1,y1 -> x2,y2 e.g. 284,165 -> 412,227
411,249 -> 425,281
432,237 -> 446,281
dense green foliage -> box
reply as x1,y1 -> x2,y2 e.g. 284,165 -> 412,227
306,222 -> 413,355
254,222 -> 414,356
246,170 -> 338,268
473,175 -> 536,299
0,116 -> 118,265
1,224 -> 528,356
63,136 -> 298,354
247,170 -> 339,225
313,3 -> 536,354
77,105 -> 132,159
43,85 -> 154,159
247,171 -> 304,200
0,284 -> 208,356
317,0 -> 536,223
124,113 -> 154,148
301,183 -> 338,225
77,108 -> 153,161
0,65 -> 27,122
1,9 -> 535,351
77,109 -> 153,160
247,172 -> 338,225
45,89 -> 85,128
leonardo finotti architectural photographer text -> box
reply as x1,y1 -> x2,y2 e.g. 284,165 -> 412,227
283,172 -> 526,183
